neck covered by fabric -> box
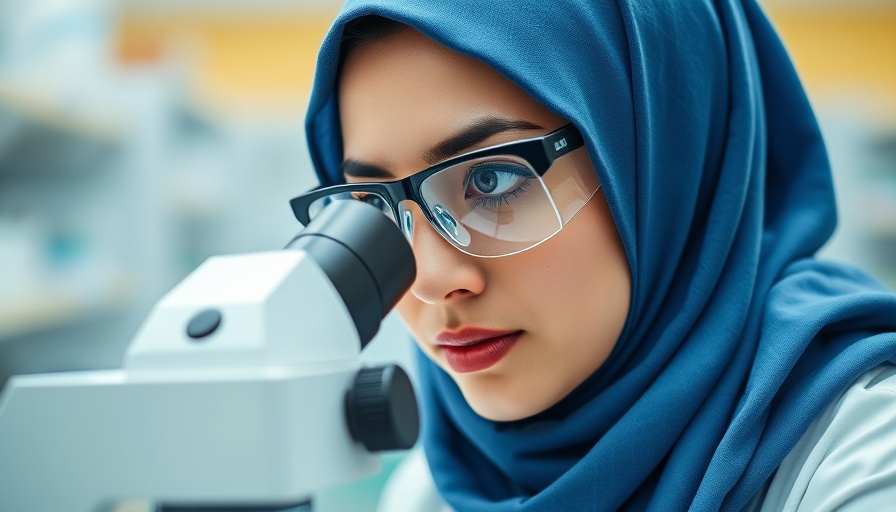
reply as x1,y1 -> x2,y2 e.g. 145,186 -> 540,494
304,1 -> 896,510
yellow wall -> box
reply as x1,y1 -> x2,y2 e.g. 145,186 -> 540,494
115,5 -> 896,115
116,10 -> 338,109
765,5 -> 896,116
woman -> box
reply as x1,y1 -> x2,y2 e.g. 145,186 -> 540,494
291,0 -> 896,510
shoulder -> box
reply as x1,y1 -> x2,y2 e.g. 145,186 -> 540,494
749,362 -> 896,511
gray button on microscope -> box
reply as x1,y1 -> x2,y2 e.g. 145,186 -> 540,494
186,309 -> 223,340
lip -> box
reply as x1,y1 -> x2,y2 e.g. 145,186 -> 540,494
436,328 -> 522,373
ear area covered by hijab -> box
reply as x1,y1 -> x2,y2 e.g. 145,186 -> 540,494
304,0 -> 896,510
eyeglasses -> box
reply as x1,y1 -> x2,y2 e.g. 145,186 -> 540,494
290,123 -> 601,258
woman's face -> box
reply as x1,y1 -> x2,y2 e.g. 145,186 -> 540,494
339,28 -> 631,421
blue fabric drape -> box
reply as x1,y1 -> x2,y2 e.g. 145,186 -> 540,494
304,1 -> 896,510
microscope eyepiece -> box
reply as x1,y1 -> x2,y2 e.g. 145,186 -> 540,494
286,200 -> 416,349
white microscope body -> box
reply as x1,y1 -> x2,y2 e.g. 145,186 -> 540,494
0,201 -> 418,512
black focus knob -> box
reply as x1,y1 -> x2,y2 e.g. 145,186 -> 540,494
345,365 -> 419,452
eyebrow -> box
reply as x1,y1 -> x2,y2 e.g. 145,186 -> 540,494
342,160 -> 393,179
342,116 -> 544,179
423,117 -> 544,165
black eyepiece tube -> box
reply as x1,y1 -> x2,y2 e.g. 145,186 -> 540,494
285,200 -> 416,349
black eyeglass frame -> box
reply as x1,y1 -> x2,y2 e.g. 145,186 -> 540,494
290,123 -> 586,232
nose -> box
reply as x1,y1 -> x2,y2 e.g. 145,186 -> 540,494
400,201 -> 486,305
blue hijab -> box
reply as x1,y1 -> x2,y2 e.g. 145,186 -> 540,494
305,1 -> 896,510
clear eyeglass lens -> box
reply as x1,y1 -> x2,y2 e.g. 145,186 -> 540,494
308,191 -> 395,223
420,155 -> 562,257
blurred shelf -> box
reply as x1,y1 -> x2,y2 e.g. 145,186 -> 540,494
117,0 -> 338,15
0,81 -> 123,178
0,280 -> 135,341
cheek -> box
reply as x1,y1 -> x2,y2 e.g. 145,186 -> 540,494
502,195 -> 631,379
515,199 -> 629,328
395,292 -> 430,348
395,292 -> 419,326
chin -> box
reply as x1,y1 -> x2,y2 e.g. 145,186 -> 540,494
461,385 -> 552,422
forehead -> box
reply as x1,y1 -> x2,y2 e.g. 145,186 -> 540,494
337,27 -> 564,173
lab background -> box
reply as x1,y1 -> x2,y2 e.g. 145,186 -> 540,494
0,0 -> 894,510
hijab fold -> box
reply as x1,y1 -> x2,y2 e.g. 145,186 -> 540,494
305,0 -> 896,509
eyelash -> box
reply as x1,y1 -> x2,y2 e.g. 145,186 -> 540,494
469,180 -> 534,208
462,164 -> 534,208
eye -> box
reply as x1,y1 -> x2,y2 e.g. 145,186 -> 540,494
352,192 -> 388,211
464,161 -> 530,199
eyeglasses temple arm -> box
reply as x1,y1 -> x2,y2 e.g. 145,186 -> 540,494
541,125 -> 585,167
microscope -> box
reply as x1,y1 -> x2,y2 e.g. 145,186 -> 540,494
0,201 -> 419,512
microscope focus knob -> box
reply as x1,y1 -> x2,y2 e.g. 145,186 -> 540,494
345,365 -> 419,452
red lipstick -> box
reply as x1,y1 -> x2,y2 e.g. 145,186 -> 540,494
435,328 -> 522,373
